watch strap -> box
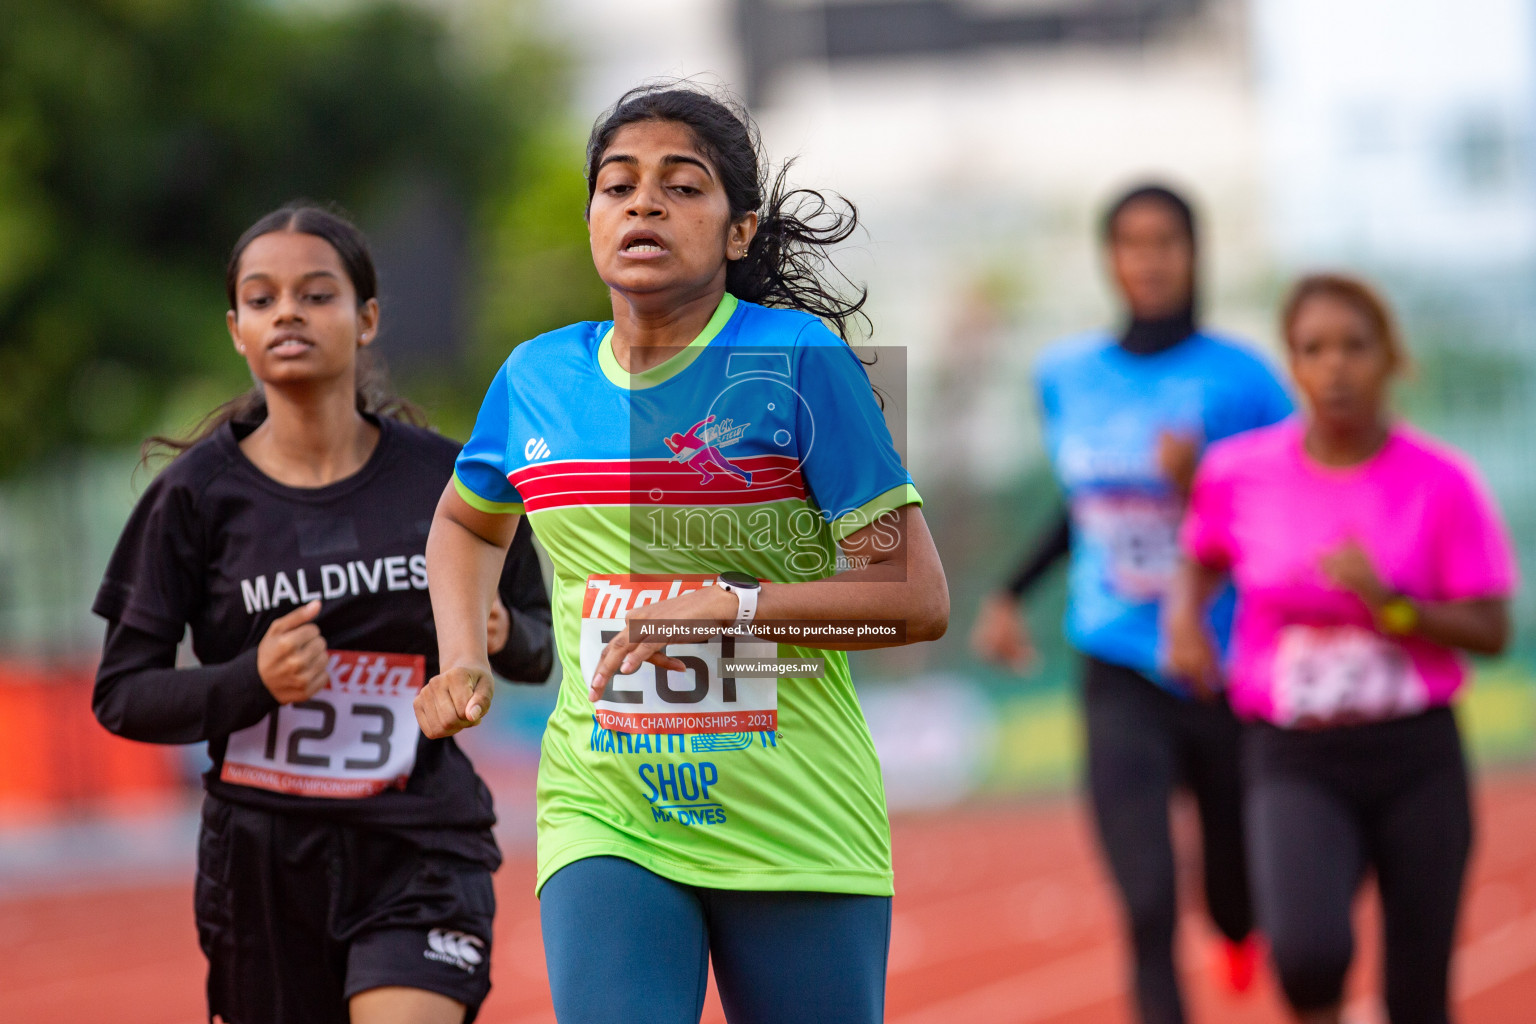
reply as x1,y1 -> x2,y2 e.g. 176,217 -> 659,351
716,574 -> 759,626
1378,595 -> 1419,636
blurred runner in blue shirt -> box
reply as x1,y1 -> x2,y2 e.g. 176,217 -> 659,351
972,184 -> 1290,1024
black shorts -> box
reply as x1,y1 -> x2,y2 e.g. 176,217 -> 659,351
195,794 -> 496,1024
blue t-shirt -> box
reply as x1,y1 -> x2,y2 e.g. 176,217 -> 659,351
1035,329 -> 1292,688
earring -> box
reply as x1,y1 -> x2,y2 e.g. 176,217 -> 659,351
237,344 -> 246,353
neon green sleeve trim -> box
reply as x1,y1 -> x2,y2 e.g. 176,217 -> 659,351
452,472 -> 524,515
832,483 -> 924,541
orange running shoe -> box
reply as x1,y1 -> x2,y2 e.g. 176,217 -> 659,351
1218,934 -> 1263,994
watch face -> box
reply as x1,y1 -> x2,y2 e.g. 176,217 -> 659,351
719,570 -> 761,591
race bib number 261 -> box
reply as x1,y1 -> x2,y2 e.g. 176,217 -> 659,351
221,650 -> 423,798
582,574 -> 779,735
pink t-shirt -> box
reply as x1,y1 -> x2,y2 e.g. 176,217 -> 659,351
1181,418 -> 1517,727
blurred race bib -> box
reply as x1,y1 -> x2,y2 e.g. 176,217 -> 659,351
1075,493 -> 1181,601
1271,625 -> 1426,728
221,650 -> 423,798
581,574 -> 779,734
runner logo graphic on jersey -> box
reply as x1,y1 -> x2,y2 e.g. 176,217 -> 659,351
524,436 -> 552,460
664,415 -> 753,486
423,928 -> 485,973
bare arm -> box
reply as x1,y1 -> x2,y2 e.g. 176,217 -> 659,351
756,504 -> 949,645
1162,556 -> 1227,699
1407,599 -> 1511,655
970,510 -> 1070,674
1320,540 -> 1510,655
417,482 -> 522,738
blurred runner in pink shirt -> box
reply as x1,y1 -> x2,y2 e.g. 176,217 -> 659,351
1166,274 -> 1517,1024
1182,419 -> 1512,726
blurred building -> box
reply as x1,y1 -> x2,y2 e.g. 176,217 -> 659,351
545,0 -> 1268,490
1253,0 -> 1536,270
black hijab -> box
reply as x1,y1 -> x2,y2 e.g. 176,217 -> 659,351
1102,185 -> 1198,356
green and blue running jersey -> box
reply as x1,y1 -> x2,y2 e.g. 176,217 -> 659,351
454,294 -> 921,896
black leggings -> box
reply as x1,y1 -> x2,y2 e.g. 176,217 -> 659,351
1244,707 -> 1472,1024
1083,656 -> 1254,1024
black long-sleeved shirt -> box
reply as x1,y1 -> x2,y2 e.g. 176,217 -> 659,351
93,541 -> 552,745
1004,510 -> 1072,598
92,416 -> 553,850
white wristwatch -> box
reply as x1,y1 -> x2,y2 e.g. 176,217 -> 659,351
715,571 -> 761,630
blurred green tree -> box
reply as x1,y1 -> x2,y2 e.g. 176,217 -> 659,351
0,0 -> 607,472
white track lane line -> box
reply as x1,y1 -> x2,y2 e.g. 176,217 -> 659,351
1332,897 -> 1536,1024
1454,905 -> 1536,999
884,944 -> 1122,1024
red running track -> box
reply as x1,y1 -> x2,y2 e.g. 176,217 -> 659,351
5,774 -> 1536,1023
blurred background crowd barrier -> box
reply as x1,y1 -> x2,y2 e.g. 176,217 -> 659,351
4,0 -> 1536,823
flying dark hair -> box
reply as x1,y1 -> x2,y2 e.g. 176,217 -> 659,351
144,203 -> 423,464
1101,183 -> 1198,250
584,83 -> 870,341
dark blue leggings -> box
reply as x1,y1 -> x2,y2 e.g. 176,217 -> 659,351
540,856 -> 892,1024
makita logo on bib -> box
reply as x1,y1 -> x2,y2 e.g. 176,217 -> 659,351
525,437 -> 552,460
423,928 -> 484,973
584,574 -> 714,620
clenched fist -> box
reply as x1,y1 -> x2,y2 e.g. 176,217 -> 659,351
257,600 -> 329,704
416,664 -> 494,739
1157,430 -> 1202,498
970,593 -> 1036,674
1163,606 -> 1221,702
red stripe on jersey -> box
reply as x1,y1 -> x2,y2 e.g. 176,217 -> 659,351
509,455 -> 806,512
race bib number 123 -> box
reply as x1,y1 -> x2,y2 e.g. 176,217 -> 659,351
221,650 -> 424,798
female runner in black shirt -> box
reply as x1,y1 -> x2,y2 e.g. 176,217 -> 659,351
92,205 -> 553,1024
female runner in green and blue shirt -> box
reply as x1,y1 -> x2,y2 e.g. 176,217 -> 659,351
417,85 -> 949,1023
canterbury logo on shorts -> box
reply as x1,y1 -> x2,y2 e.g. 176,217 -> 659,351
423,928 -> 485,973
